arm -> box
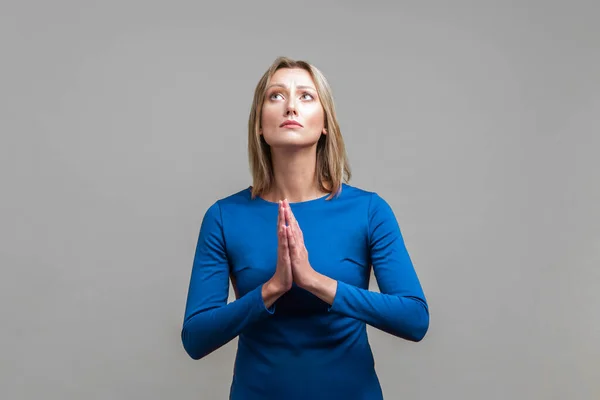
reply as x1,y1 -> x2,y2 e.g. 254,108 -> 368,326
330,193 -> 429,341
299,194 -> 429,342
181,202 -> 276,360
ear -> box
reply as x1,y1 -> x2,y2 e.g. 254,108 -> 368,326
322,127 -> 327,135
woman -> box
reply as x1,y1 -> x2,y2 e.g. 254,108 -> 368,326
181,57 -> 429,399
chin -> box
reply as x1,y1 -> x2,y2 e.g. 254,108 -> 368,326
264,134 -> 320,150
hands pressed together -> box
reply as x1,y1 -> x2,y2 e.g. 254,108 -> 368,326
272,199 -> 315,291
262,199 -> 337,308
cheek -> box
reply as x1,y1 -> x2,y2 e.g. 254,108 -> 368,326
261,105 -> 280,127
304,106 -> 325,127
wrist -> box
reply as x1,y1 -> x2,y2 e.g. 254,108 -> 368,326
298,270 -> 320,291
262,279 -> 287,308
266,278 -> 288,297
298,270 -> 338,305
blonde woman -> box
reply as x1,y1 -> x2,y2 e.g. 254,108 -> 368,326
181,57 -> 429,399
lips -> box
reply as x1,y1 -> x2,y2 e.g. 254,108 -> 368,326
280,120 -> 303,128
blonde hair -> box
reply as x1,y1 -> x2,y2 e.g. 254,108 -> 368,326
248,56 -> 351,200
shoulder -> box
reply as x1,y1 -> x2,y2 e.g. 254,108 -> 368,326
214,186 -> 253,206
338,184 -> 401,239
340,184 -> 398,226
336,184 -> 397,225
338,183 -> 390,209
202,187 -> 253,220
208,186 -> 255,210
336,183 -> 373,202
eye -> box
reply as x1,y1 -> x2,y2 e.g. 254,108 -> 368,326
301,92 -> 314,101
269,92 -> 284,100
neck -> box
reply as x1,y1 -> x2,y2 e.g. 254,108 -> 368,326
266,146 -> 327,203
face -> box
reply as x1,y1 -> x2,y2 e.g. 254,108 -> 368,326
260,68 -> 326,149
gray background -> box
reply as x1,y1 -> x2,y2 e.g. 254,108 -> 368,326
2,1 -> 598,399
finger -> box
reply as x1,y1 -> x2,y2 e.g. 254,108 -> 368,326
286,225 -> 296,247
288,206 -> 299,229
282,226 -> 291,260
277,202 -> 281,235
285,205 -> 292,228
278,201 -> 284,228
278,222 -> 284,246
291,209 -> 299,232
288,207 -> 303,242
286,208 -> 295,236
279,204 -> 286,237
285,200 -> 294,222
281,225 -> 290,250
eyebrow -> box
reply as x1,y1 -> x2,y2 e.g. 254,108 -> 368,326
266,83 -> 316,91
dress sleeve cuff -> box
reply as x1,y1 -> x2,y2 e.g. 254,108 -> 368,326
328,280 -> 346,313
256,284 -> 276,315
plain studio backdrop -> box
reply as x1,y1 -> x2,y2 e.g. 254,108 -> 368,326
2,1 -> 598,399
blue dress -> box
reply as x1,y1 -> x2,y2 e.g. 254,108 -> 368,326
181,184 -> 429,399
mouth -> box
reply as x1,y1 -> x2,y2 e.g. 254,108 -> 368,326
280,120 -> 303,128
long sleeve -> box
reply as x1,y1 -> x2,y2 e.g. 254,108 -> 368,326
329,193 -> 429,342
181,202 -> 274,360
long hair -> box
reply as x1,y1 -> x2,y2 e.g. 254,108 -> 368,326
247,56 -> 351,200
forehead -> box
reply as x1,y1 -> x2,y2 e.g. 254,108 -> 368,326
269,68 -> 315,87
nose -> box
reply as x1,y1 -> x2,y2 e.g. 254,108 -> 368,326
285,97 -> 297,116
